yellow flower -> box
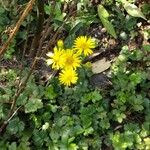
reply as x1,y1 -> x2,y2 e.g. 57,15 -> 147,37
63,49 -> 81,70
57,39 -> 64,49
74,36 -> 96,56
59,69 -> 78,86
46,47 -> 64,70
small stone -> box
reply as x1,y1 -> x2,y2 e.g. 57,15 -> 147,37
90,73 -> 111,89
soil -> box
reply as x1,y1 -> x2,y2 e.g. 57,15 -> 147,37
0,21 -> 149,90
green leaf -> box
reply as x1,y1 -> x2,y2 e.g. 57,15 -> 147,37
64,34 -> 75,48
129,72 -> 142,84
70,22 -> 83,35
17,136 -> 31,150
100,118 -> 110,129
17,141 -> 30,150
91,90 -> 102,103
123,1 -> 147,20
98,5 -> 109,18
33,130 -> 49,146
80,105 -> 96,128
45,85 -> 57,100
97,5 -> 117,39
117,113 -> 126,123
68,143 -> 79,150
81,90 -> 102,104
44,3 -> 52,15
50,129 -> 60,142
73,125 -> 84,135
83,127 -> 94,136
8,142 -> 17,150
54,2 -> 64,22
143,45 -> 150,52
133,105 -> 144,111
17,93 -> 28,106
7,117 -> 25,134
25,98 -> 43,113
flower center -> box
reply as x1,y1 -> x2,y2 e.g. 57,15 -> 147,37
67,74 -> 73,81
80,42 -> 87,49
66,57 -> 74,65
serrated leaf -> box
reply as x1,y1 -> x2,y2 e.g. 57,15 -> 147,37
143,45 -> 150,52
7,117 -> 25,134
45,85 -> 57,100
33,130 -> 48,146
68,143 -> 79,150
25,98 -> 43,113
18,136 -> 31,150
50,129 -> 60,142
8,142 -> 17,150
81,90 -> 102,104
17,141 -> 30,150
83,127 -> 94,136
123,1 -> 147,20
97,5 -> 117,39
17,93 -> 28,106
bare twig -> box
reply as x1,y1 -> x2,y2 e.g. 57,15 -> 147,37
0,7 -> 75,134
21,15 -> 32,61
29,0 -> 44,57
0,0 -> 36,58
37,16 -> 53,54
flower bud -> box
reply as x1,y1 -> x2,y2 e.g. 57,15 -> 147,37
57,40 -> 64,49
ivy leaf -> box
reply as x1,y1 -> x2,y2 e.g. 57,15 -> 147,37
122,1 -> 147,20
97,5 -> 117,39
25,98 -> 43,113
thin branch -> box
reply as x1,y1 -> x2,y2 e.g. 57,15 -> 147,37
0,0 -> 36,58
0,7 -> 74,134
29,0 -> 44,57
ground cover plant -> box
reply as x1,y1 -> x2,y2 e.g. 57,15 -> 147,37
0,0 -> 150,149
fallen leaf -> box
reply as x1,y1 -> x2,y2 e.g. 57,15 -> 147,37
92,58 -> 111,74
123,1 -> 147,20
